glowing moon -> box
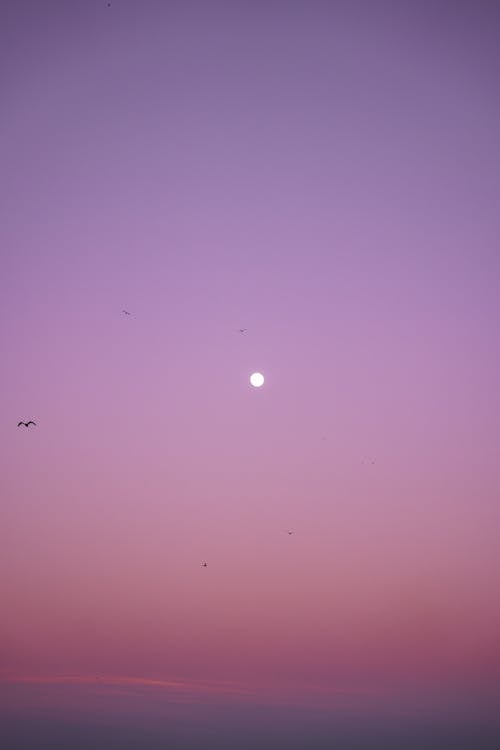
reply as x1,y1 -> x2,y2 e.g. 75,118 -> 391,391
250,372 -> 265,388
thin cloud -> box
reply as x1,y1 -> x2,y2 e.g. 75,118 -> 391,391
1,671 -> 379,707
1,673 -> 256,697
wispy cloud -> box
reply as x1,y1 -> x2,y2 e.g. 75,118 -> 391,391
1,672 -> 256,696
0,670 -> 375,707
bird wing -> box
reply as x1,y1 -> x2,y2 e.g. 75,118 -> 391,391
27,421 -> 36,426
17,422 -> 24,427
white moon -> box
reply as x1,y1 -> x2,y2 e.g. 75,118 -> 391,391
250,372 -> 265,388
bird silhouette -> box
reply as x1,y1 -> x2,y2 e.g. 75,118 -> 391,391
122,310 -> 131,315
201,561 -> 208,567
17,421 -> 36,428
238,328 -> 247,334
286,530 -> 294,536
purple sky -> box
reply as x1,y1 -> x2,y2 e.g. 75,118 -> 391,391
1,1 -> 500,747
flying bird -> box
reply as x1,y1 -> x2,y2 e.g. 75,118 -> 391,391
122,310 -> 131,315
238,328 -> 247,334
17,421 -> 36,428
286,530 -> 294,536
201,561 -> 208,567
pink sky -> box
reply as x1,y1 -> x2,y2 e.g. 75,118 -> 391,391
1,0 -> 500,746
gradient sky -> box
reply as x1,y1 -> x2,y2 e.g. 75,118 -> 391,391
1,1 -> 500,747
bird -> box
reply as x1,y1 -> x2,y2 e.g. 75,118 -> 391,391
238,328 -> 247,334
122,310 -> 131,315
201,561 -> 208,567
17,421 -> 36,428
286,530 -> 294,536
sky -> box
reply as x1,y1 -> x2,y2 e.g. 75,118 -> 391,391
1,0 -> 500,747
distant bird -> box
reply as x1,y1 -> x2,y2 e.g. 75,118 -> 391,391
17,421 -> 36,428
201,561 -> 208,567
238,328 -> 247,334
122,310 -> 131,315
286,530 -> 294,536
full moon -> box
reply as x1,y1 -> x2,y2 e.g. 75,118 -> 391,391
250,372 -> 265,388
